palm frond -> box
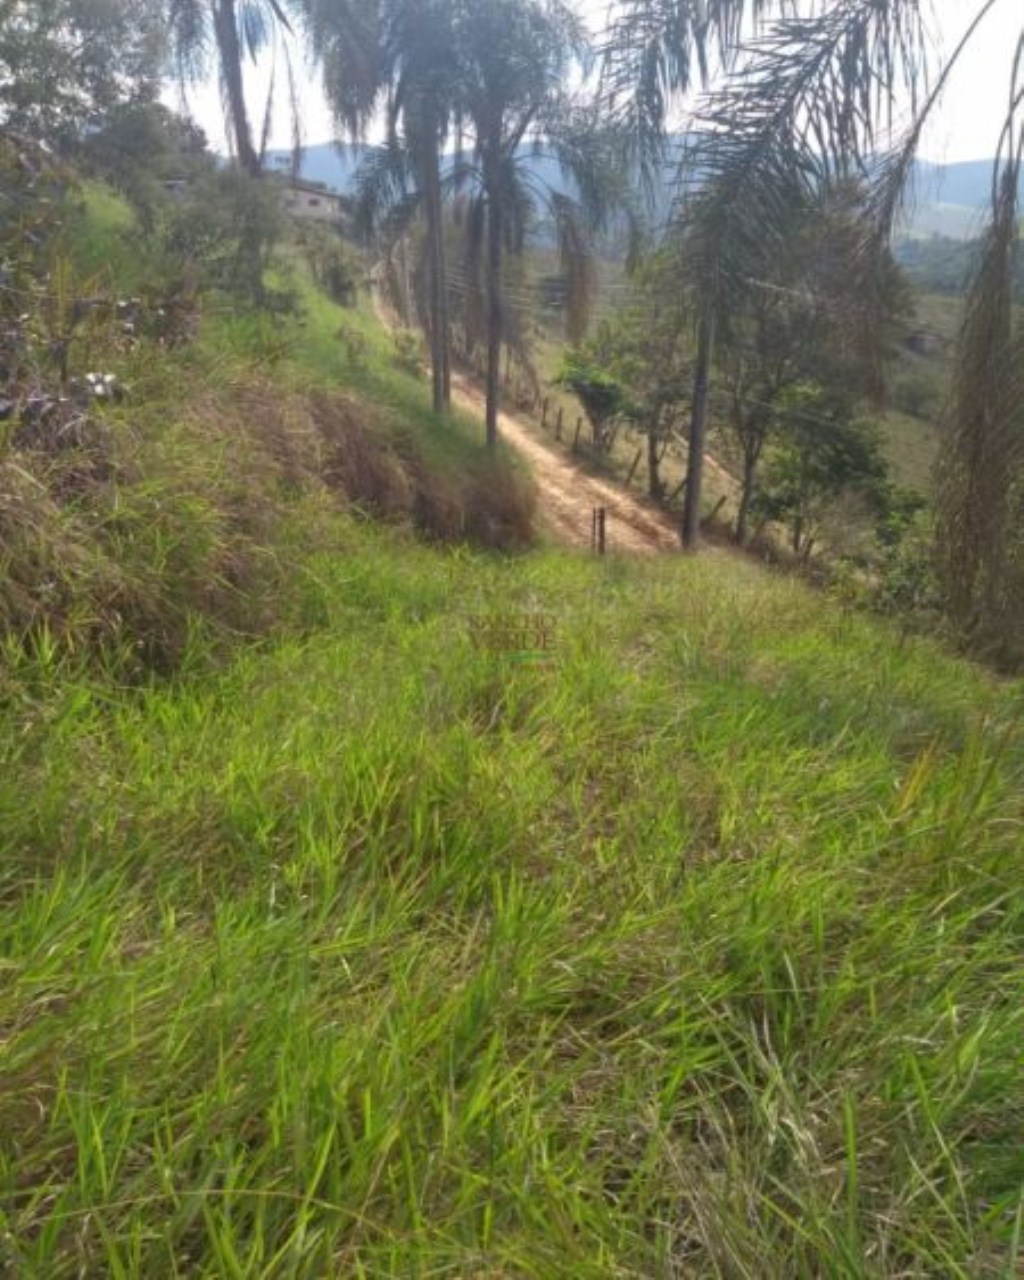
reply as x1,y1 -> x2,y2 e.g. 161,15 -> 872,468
677,0 -> 932,317
239,2 -> 266,60
304,0 -> 384,137
352,141 -> 419,242
544,107 -> 637,238
599,0 -> 769,187
549,192 -> 596,345
166,0 -> 212,83
866,0 -> 1009,248
936,34 -> 1024,659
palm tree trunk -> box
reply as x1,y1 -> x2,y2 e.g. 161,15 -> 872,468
682,313 -> 714,548
484,185 -> 503,449
422,137 -> 451,415
425,163 -> 444,415
212,0 -> 259,177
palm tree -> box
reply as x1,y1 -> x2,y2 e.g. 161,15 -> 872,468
450,0 -> 624,448
302,0 -> 458,414
691,2 -> 1022,657
602,0 -> 1023,585
166,0 -> 295,176
599,0 -> 769,545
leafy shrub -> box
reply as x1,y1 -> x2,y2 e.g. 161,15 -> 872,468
391,329 -> 424,378
556,349 -> 630,453
297,222 -> 361,306
891,369 -> 943,419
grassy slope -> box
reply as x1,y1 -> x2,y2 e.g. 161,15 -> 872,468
1,187 -> 534,672
4,527 -> 1024,1276
527,272 -> 962,509
3,197 -> 1024,1276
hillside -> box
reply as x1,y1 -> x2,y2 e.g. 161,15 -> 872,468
0,181 -> 536,673
4,515 -> 1024,1275
3,181 -> 1024,1277
269,142 -> 1022,242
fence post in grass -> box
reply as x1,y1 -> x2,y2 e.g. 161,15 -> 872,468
541,397 -> 549,428
572,416 -> 583,451
591,507 -> 606,554
626,448 -> 642,487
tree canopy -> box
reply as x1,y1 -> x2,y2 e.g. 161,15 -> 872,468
0,0 -> 164,146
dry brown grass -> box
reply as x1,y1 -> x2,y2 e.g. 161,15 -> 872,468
0,374 -> 535,672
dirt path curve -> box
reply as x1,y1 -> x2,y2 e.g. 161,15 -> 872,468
370,286 -> 714,554
449,372 -> 681,554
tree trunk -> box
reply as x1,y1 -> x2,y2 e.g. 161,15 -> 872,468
647,410 -> 665,499
736,447 -> 758,544
681,314 -> 715,548
484,183 -> 503,450
422,135 -> 451,414
212,0 -> 259,178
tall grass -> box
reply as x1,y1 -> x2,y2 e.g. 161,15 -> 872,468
0,188 -> 534,674
2,538 -> 1022,1276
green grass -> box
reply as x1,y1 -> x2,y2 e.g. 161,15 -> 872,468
875,407 -> 942,492
2,532 -> 1023,1276
3,183 -> 1023,1276
67,181 -> 146,290
0,186 -> 535,670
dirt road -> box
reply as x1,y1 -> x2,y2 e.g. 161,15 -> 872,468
450,372 -> 684,555
371,287 -> 708,554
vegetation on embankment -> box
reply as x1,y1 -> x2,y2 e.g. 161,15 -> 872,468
1,184 -> 535,676
2,537 -> 1023,1275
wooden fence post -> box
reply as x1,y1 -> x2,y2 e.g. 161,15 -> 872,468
541,397 -> 549,428
556,407 -> 564,440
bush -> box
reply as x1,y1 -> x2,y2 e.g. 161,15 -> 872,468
391,329 -> 424,378
296,222 -> 361,306
891,369 -> 943,420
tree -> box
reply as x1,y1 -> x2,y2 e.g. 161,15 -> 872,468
450,0 -> 623,448
600,0 -> 765,544
563,252 -> 693,498
754,382 -> 888,559
708,184 -> 911,543
601,0 -> 1023,595
0,0 -> 164,148
303,0 -> 458,413
556,349 -> 631,455
688,0 -> 1022,653
165,0 -> 295,177
78,102 -> 215,231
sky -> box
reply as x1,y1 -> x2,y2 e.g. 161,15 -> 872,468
166,0 -> 1022,168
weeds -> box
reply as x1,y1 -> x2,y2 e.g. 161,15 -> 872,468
2,180 -> 1022,1278
1,545 -> 1023,1275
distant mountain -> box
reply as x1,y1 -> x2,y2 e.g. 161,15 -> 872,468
267,142 -> 1020,244
898,159 -> 1023,241
264,143 -> 376,193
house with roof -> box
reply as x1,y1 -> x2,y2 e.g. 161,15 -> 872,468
280,178 -> 347,224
